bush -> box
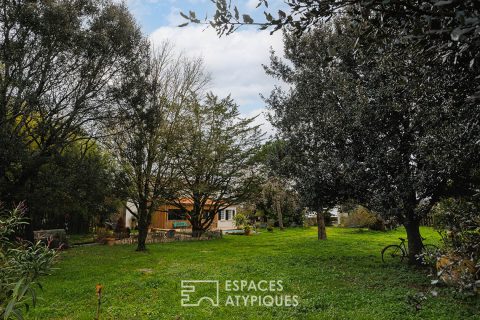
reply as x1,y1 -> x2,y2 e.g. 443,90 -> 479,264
95,227 -> 113,244
234,213 -> 247,229
114,217 -> 129,239
1,204 -> 57,319
341,206 -> 377,229
34,229 -> 69,249
429,197 -> 480,294
243,224 -> 252,235
267,225 -> 274,232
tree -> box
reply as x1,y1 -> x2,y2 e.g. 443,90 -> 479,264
109,43 -> 209,250
167,94 -> 263,237
255,177 -> 304,229
0,0 -> 143,240
184,1 -> 479,100
25,140 -> 120,234
266,18 -> 480,263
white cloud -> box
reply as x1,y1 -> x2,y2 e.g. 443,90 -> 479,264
149,25 -> 284,136
246,0 -> 260,10
247,108 -> 276,138
165,6 -> 183,26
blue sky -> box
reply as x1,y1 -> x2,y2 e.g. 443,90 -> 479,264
126,0 -> 286,34
123,0 -> 288,135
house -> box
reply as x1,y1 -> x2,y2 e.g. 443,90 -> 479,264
124,200 -> 237,231
217,206 -> 237,230
304,206 -> 342,225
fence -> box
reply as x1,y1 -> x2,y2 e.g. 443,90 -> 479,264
112,229 -> 223,245
420,215 -> 435,227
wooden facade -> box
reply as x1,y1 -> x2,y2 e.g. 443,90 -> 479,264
149,203 -> 218,230
124,200 -> 238,231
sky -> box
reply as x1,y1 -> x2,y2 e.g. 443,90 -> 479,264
123,0 -> 288,136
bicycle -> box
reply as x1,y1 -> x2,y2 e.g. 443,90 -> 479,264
381,237 -> 438,263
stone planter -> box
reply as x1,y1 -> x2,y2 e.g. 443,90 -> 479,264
106,238 -> 116,246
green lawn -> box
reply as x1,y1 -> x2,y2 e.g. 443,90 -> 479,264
28,227 -> 479,320
67,234 -> 95,245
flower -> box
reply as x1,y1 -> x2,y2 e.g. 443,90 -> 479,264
96,284 -> 103,296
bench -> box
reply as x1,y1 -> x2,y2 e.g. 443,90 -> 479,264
33,229 -> 68,248
172,222 -> 189,229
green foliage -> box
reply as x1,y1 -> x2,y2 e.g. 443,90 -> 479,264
168,93 -> 263,236
341,206 -> 377,229
0,0 -> 143,239
25,142 -> 120,233
430,197 -> 480,293
233,213 -> 247,229
192,1 -> 479,100
94,228 -> 114,245
109,42 -> 209,250
254,178 -> 303,227
266,17 -> 480,258
243,224 -> 252,233
0,204 -> 57,319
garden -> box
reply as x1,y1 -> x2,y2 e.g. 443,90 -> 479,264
1,1 -> 480,319
24,227 -> 479,320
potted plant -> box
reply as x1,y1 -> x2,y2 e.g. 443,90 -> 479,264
234,213 -> 247,230
244,224 -> 252,236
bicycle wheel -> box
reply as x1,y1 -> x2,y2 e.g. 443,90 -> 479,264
381,245 -> 405,263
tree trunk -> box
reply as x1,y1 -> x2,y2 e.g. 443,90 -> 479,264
136,225 -> 147,251
136,208 -> 149,251
404,219 -> 423,265
317,211 -> 327,240
191,218 -> 204,238
275,197 -> 284,230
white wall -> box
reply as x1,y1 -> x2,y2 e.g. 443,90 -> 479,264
217,206 -> 237,230
125,202 -> 137,228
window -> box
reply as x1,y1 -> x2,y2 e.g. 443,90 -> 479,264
167,209 -> 187,220
218,210 -> 225,220
226,210 -> 233,221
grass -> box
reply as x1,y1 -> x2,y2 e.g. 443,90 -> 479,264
28,227 -> 479,320
67,234 -> 95,245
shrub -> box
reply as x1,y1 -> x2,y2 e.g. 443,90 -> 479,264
429,197 -> 480,294
34,229 -> 69,249
95,227 -> 113,244
267,225 -> 274,232
304,217 -> 317,227
203,230 -> 222,239
0,204 -> 57,319
341,206 -> 377,228
243,224 -> 252,235
234,213 -> 247,229
114,217 -> 129,239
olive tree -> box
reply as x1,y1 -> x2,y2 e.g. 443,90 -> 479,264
184,1 -> 479,101
266,18 -> 480,262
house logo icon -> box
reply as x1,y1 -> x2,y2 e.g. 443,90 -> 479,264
181,280 -> 220,307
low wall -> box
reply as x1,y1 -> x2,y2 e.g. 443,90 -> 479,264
110,230 -> 222,245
